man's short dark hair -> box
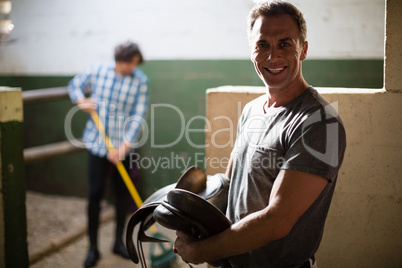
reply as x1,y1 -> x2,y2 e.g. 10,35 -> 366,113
114,41 -> 144,64
248,1 -> 307,43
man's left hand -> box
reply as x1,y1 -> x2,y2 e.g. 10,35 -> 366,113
173,231 -> 202,265
107,142 -> 131,165
107,150 -> 122,165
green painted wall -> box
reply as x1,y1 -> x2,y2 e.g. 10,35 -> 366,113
0,59 -> 384,198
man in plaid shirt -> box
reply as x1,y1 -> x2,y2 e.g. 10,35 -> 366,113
68,41 -> 149,268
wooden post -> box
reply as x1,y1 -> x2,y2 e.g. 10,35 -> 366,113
0,87 -> 28,268
384,0 -> 402,92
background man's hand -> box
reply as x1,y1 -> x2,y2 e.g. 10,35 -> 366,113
107,142 -> 131,165
76,98 -> 96,114
106,150 -> 121,165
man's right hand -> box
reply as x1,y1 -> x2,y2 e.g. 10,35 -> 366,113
76,98 -> 97,114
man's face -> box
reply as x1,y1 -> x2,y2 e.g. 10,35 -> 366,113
249,14 -> 308,92
115,55 -> 141,76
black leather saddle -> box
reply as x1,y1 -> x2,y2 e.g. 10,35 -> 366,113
125,166 -> 231,267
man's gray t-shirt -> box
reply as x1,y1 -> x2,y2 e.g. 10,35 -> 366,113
226,87 -> 346,268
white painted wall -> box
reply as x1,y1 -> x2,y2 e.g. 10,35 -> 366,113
0,0 -> 384,74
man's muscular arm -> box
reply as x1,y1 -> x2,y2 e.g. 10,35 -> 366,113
173,169 -> 328,264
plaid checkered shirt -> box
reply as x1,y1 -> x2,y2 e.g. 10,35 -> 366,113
68,62 -> 149,157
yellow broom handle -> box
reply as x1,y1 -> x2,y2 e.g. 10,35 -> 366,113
90,111 -> 157,233
90,112 -> 143,206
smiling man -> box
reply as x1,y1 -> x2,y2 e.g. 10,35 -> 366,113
173,2 -> 346,268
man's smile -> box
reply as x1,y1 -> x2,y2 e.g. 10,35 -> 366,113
265,66 -> 286,74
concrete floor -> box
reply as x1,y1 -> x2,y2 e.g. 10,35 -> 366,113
26,191 -> 207,268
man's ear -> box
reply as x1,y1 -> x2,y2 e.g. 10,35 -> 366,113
133,54 -> 141,65
300,41 -> 308,61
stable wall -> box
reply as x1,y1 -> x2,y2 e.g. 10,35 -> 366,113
0,59 -> 383,197
0,0 -> 384,74
206,87 -> 402,267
